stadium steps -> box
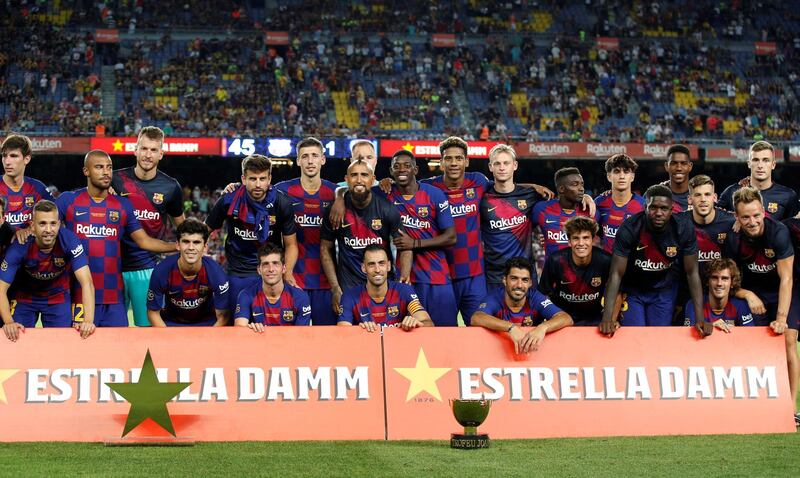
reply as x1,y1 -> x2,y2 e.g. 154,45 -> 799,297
100,65 -> 116,119
452,90 -> 474,133
332,91 -> 360,130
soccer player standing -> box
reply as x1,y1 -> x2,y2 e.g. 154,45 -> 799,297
471,257 -> 573,354
0,134 -> 53,229
532,167 -> 598,255
112,126 -> 185,327
0,200 -> 95,340
378,150 -> 457,326
56,150 -> 176,327
658,144 -> 693,213
594,154 -> 645,253
679,175 -> 736,275
275,138 -> 337,325
234,243 -> 311,330
206,154 -> 298,312
538,217 -> 612,326
718,141 -> 798,220
600,185 -> 711,335
338,245 -> 432,331
147,219 -> 230,326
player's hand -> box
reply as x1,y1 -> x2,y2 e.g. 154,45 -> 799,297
222,182 -> 240,194
770,320 -> 788,335
393,230 -> 415,251
400,315 -> 422,331
108,186 -> 117,195
599,318 -> 620,337
2,322 -> 24,342
331,287 -> 343,315
329,196 -> 346,229
283,272 -> 297,288
76,320 -> 96,339
248,322 -> 265,333
737,176 -> 751,188
359,320 -> 378,333
532,183 -> 554,200
743,292 -> 766,315
523,327 -> 547,353
712,319 -> 732,333
695,319 -> 714,338
581,194 -> 597,217
731,220 -> 741,233
13,227 -> 32,244
378,177 -> 394,194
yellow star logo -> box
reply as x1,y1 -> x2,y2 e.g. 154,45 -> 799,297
402,142 -> 414,152
0,369 -> 19,404
112,139 -> 124,152
394,348 -> 450,402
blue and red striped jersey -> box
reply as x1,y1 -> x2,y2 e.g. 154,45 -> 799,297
538,246 -> 611,324
0,228 -> 87,304
719,182 -> 798,221
274,178 -> 337,290
684,296 -> 754,326
56,189 -> 141,304
378,183 -> 454,285
206,187 -> 296,277
594,192 -> 646,253
321,193 -> 404,291
477,288 -> 563,326
677,208 -> 735,276
338,281 -> 424,326
234,282 -> 311,326
723,217 -> 793,304
422,172 -> 490,279
147,255 -> 230,325
532,198 -> 599,255
0,176 -> 53,228
613,212 -> 697,292
112,167 -> 184,271
480,185 -> 544,284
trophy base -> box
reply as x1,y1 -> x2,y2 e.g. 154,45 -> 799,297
450,433 -> 490,449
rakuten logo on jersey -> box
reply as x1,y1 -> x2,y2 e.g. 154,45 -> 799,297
559,291 -> 600,302
344,236 -> 383,249
402,215 -> 431,230
602,224 -> 617,238
546,229 -> 568,243
295,214 -> 322,227
234,226 -> 258,240
29,271 -> 61,281
171,296 -> 206,309
748,262 -> 776,273
5,212 -> 31,225
698,250 -> 721,261
450,203 -> 477,218
135,209 -> 161,221
76,223 -> 118,238
489,215 -> 526,230
633,258 -> 670,271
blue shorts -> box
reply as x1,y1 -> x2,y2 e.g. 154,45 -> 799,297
622,287 -> 678,326
12,300 -> 72,328
308,289 -> 336,326
123,268 -> 153,327
230,275 -> 261,314
414,283 -> 458,327
453,276 -> 488,325
73,303 -> 129,327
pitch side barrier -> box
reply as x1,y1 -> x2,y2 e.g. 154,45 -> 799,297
0,327 -> 793,442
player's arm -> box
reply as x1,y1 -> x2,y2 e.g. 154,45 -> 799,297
471,310 -> 532,354
328,188 -> 347,228
336,290 -> 356,327
733,287 -> 766,315
320,238 -> 342,313
773,256 -> 794,333
130,229 -> 176,253
147,309 -> 167,327
213,309 -> 230,326
170,214 -> 186,227
518,183 -> 554,200
599,254 -> 627,336
282,233 -> 299,287
524,310 -> 572,352
73,264 -> 96,338
0,281 -> 23,342
205,195 -> 227,231
396,249 -> 412,283
399,294 -> 433,330
683,254 -> 712,337
233,290 -> 264,333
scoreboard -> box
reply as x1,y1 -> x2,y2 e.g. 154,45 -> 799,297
222,137 -> 377,159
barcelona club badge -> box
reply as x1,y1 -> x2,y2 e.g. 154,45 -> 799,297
388,306 -> 399,318
517,200 -> 527,210
152,192 -> 164,205
591,276 -> 602,287
371,219 -> 382,230
282,310 -> 294,322
767,202 -> 778,214
765,248 -> 775,258
24,196 -> 34,207
466,188 -> 475,199
417,206 -> 429,218
108,210 -> 120,223
665,246 -> 677,257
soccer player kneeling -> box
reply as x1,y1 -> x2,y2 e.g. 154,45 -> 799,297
683,258 -> 754,331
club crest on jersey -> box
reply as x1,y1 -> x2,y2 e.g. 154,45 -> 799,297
665,246 -> 677,257
517,200 -> 527,210
765,248 -> 775,258
283,310 -> 295,322
108,210 -> 120,223
54,257 -> 65,267
388,306 -> 399,318
269,215 -> 276,226
717,232 -> 727,243
767,202 -> 778,213
152,192 -> 164,205
24,196 -> 34,207
199,285 -> 209,295
591,276 -> 602,287
371,219 -> 382,230
522,316 -> 533,327
466,188 -> 475,199
417,206 -> 429,218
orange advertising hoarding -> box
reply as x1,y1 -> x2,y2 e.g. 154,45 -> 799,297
383,327 -> 794,439
0,328 -> 384,442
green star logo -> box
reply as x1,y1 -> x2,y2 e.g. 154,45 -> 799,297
107,350 -> 191,437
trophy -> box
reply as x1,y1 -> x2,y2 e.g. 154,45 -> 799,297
450,399 -> 492,449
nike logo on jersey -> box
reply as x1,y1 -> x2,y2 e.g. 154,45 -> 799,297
545,219 -> 558,224
487,207 -> 497,212
636,245 -> 647,251
119,192 -> 130,196
75,211 -> 88,216
360,312 -> 370,317
341,223 -> 353,228
560,280 -> 573,284
394,201 -> 403,206
253,312 -> 264,316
